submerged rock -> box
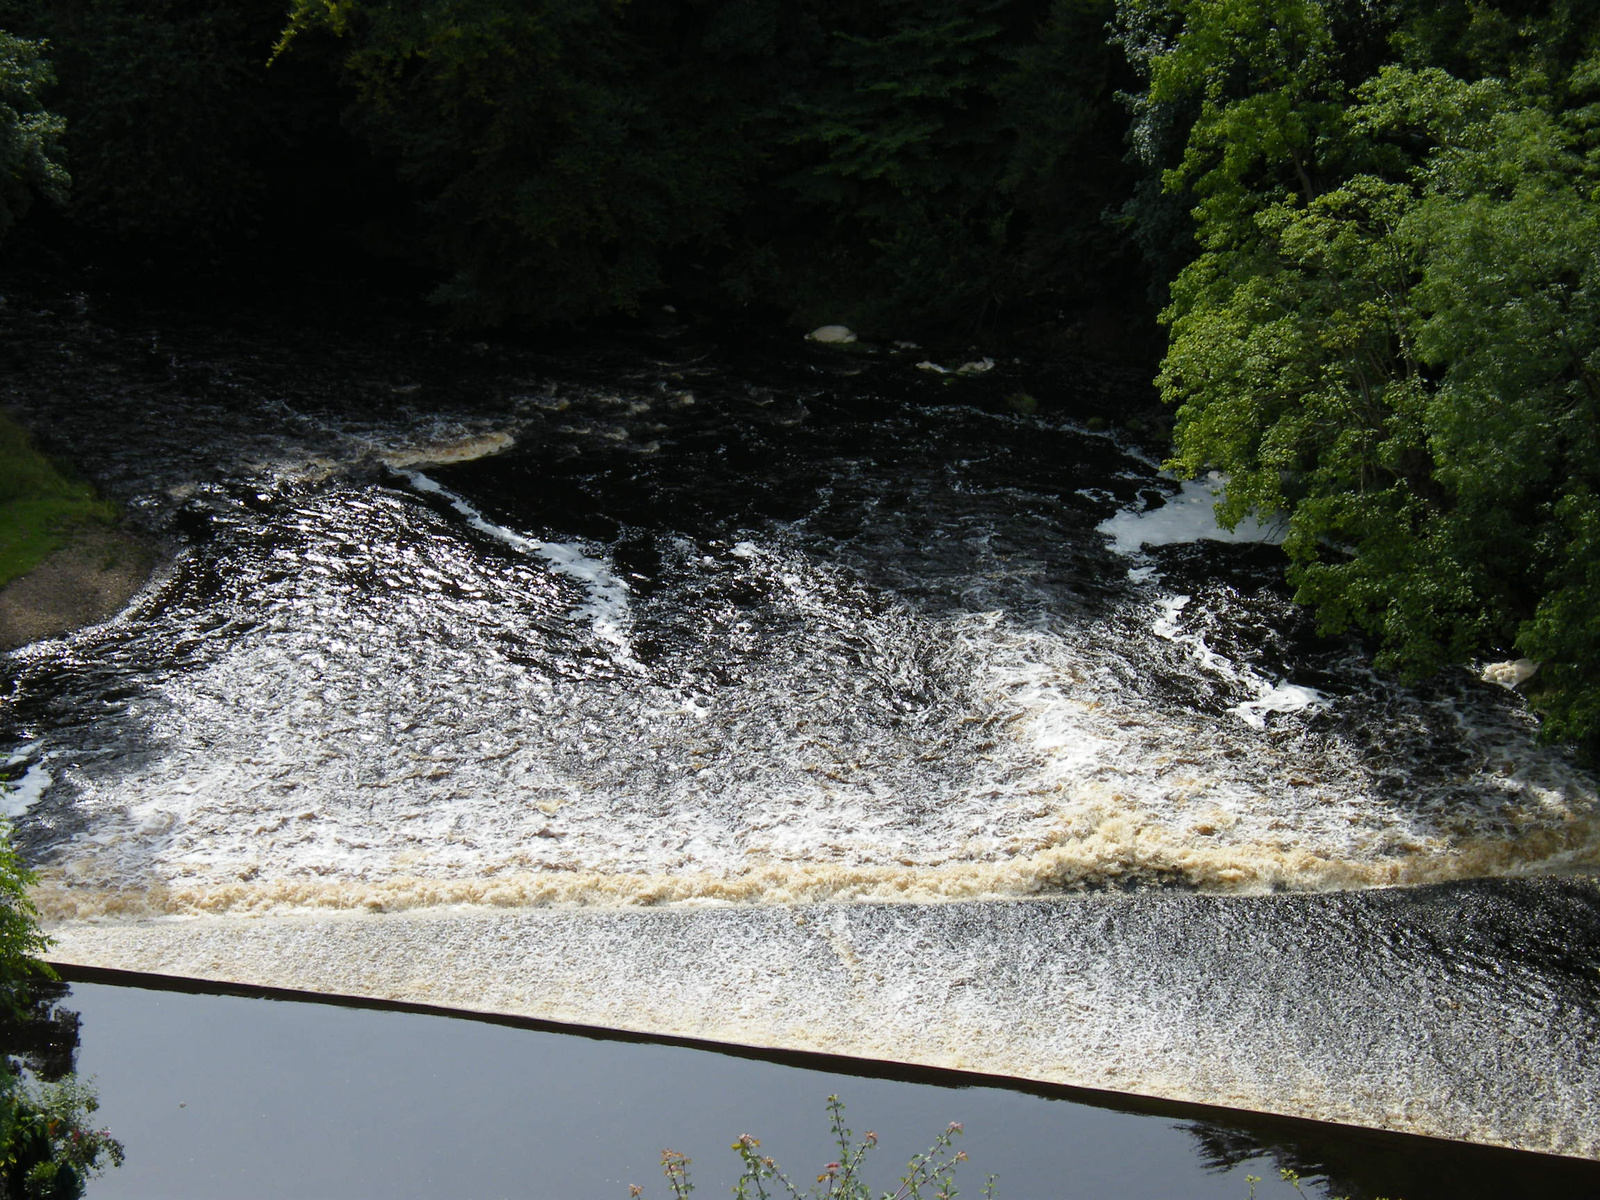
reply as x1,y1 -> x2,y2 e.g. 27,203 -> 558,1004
806,325 -> 857,344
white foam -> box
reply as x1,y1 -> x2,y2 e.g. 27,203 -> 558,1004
1153,596 -> 1331,728
1,760 -> 51,819
403,470 -> 638,662
1151,595 -> 1231,676
1098,473 -> 1284,557
16,487 -> 1598,918
1229,681 -> 1331,728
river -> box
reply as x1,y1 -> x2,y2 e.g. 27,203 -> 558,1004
2,282 -> 1599,1171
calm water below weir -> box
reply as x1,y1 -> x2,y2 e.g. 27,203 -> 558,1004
3,287 -> 1600,1161
52,975 -> 1600,1200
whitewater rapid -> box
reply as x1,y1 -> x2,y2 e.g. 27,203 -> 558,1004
10,461 -> 1596,923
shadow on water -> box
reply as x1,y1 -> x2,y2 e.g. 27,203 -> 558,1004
39,965 -> 1600,1200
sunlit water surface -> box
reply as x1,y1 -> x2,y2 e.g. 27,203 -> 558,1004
5,336 -> 1595,917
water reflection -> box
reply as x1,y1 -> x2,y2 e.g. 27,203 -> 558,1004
49,972 -> 1600,1200
0,979 -> 81,1082
1181,1113 -> 1600,1200
0,979 -> 127,1196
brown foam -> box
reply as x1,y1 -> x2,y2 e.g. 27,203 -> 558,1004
32,815 -> 1600,920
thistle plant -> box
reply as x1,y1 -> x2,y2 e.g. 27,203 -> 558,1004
632,1095 -> 995,1200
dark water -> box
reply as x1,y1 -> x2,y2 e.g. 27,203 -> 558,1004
38,974 -> 1600,1200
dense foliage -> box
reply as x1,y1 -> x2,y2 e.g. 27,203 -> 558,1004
0,0 -> 372,264
0,1071 -> 123,1200
1124,0 -> 1600,751
0,816 -> 121,1198
0,0 -> 1597,747
0,0 -> 1138,332
0,32 -> 66,242
0,829 -> 48,1017
270,0 -> 1140,330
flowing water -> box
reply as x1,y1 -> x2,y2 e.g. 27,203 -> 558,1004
3,287 -> 1599,1160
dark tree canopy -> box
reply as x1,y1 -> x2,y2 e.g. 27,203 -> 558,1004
0,30 -> 67,241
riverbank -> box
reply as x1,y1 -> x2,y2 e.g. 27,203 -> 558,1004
0,411 -> 153,651
0,524 -> 153,651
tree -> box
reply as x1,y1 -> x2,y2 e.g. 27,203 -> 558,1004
0,0 -> 374,270
0,1072 -> 124,1200
278,0 -> 1144,333
774,0 -> 1141,333
1127,0 -> 1600,753
0,31 -> 67,242
0,828 -> 49,1015
0,808 -> 122,1198
278,0 -> 758,324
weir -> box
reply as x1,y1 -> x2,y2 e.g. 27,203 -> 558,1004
3,309 -> 1598,1164
44,879 -> 1600,1159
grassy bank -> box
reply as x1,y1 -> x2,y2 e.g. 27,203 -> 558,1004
0,412 -> 115,588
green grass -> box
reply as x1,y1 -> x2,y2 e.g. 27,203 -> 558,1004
0,412 -> 116,588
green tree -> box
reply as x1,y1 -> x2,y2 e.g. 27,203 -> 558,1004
772,0 -> 1022,330
0,1071 -> 124,1200
0,807 -> 121,1198
0,0 -> 382,271
0,827 -> 49,1014
998,0 -> 1142,320
1129,0 -> 1600,752
1402,57 -> 1600,743
752,0 -> 1141,334
0,31 -> 67,242
279,0 -> 1143,333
